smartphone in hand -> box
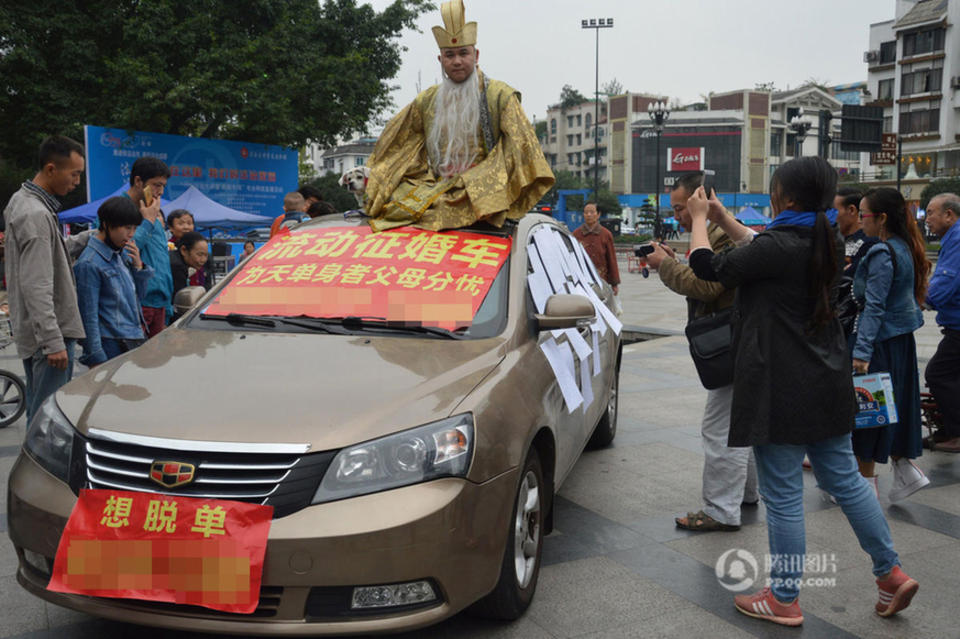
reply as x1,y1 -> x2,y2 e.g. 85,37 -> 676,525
143,184 -> 154,207
702,170 -> 716,198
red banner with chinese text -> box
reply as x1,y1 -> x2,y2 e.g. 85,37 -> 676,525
203,226 -> 512,329
48,489 -> 273,614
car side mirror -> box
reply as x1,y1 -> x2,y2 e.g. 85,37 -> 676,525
173,286 -> 206,316
535,294 -> 595,331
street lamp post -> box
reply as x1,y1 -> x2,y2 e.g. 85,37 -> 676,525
648,100 -> 670,240
581,18 -> 614,203
789,111 -> 813,158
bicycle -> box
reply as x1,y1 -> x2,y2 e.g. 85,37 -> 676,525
0,310 -> 26,428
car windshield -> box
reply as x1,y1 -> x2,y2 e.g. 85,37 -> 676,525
189,220 -> 512,339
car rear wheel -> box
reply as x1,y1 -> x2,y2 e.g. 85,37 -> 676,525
587,363 -> 618,449
471,448 -> 544,620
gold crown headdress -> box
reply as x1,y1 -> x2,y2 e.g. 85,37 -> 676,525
432,0 -> 477,49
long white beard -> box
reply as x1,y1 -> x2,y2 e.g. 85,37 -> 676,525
427,70 -> 480,179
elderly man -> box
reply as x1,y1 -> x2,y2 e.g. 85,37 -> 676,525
364,0 -> 554,231
645,172 -> 758,532
924,193 -> 960,453
573,202 -> 620,294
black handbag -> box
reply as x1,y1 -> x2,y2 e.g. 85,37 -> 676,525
685,306 -> 735,390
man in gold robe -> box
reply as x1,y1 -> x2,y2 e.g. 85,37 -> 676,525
363,0 -> 554,232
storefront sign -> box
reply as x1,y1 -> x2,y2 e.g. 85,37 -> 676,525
667,147 -> 705,172
870,133 -> 898,166
204,226 -> 512,329
48,489 -> 273,614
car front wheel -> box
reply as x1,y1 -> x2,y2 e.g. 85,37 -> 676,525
587,363 -> 619,449
471,448 -> 544,620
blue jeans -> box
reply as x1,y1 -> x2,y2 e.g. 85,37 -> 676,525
23,339 -> 76,425
101,337 -> 145,361
755,433 -> 900,603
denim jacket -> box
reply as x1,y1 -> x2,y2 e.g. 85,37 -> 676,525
74,236 -> 154,365
852,236 -> 923,361
926,221 -> 960,330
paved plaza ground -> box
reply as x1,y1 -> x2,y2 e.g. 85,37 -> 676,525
1,253 -> 957,638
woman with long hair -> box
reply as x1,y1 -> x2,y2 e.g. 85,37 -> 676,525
851,187 -> 931,500
685,157 -> 918,626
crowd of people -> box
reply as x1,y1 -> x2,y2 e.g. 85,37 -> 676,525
0,139 -> 266,419
625,157 -> 959,626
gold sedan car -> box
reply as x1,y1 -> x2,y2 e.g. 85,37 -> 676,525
8,213 -> 621,635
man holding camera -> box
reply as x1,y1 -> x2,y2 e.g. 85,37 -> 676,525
645,172 -> 758,532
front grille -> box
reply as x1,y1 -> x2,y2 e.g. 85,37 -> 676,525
82,436 -> 335,518
110,585 -> 285,619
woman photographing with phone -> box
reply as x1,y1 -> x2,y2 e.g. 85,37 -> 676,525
685,157 -> 918,626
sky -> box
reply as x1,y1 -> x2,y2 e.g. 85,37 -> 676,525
364,0 -> 895,126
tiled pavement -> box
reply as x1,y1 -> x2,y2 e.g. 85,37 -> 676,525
1,257 -> 957,638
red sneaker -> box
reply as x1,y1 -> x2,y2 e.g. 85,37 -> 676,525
734,587 -> 804,626
876,565 -> 919,617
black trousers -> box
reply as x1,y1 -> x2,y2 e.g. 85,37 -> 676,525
925,328 -> 960,437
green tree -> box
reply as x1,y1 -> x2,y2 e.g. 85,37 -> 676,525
534,120 -> 547,143
595,187 -> 621,216
602,78 -> 624,97
300,173 -> 361,213
0,0 -> 431,205
559,85 -> 589,111
920,178 -> 960,209
542,169 -> 584,205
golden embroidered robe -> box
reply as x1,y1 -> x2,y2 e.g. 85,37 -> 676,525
364,71 -> 554,232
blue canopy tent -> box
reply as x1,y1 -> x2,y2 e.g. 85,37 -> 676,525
735,206 -> 771,227
58,185 -> 172,225
162,186 -> 270,230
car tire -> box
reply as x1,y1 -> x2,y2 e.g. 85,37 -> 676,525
587,362 -> 619,449
0,370 -> 26,428
470,448 -> 544,620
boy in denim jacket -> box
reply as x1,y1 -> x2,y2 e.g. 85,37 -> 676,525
74,197 -> 154,365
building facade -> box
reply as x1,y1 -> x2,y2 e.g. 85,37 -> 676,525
607,93 -> 667,195
305,138 -> 377,176
865,0 -> 960,200
540,100 -> 608,184
768,86 -> 862,183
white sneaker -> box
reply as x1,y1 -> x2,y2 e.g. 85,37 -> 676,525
889,459 -> 929,502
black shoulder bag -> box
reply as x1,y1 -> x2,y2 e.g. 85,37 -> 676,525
684,302 -> 735,390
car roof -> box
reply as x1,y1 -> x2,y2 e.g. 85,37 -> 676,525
296,213 -> 564,239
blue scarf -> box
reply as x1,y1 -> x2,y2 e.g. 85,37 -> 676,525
767,208 -> 838,229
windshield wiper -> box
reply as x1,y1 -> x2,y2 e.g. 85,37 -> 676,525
201,313 -> 277,328
334,316 -> 465,340
274,316 -> 350,335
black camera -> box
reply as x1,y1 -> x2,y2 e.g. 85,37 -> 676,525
633,244 -> 655,258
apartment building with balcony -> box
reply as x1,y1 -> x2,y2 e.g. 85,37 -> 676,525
540,100 -> 608,185
864,0 -> 960,200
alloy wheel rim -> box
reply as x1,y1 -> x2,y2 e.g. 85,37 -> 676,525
513,470 -> 540,588
608,374 -> 618,425
0,377 -> 21,420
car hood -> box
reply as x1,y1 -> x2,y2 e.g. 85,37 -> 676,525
57,327 -> 507,452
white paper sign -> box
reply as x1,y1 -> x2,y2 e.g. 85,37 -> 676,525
527,270 -> 551,314
592,327 -> 602,376
540,338 -> 583,413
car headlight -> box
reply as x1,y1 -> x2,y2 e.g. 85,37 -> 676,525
312,413 -> 474,504
23,396 -> 75,483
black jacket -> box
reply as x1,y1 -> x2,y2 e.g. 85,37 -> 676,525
694,226 -> 855,446
169,249 -> 212,298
